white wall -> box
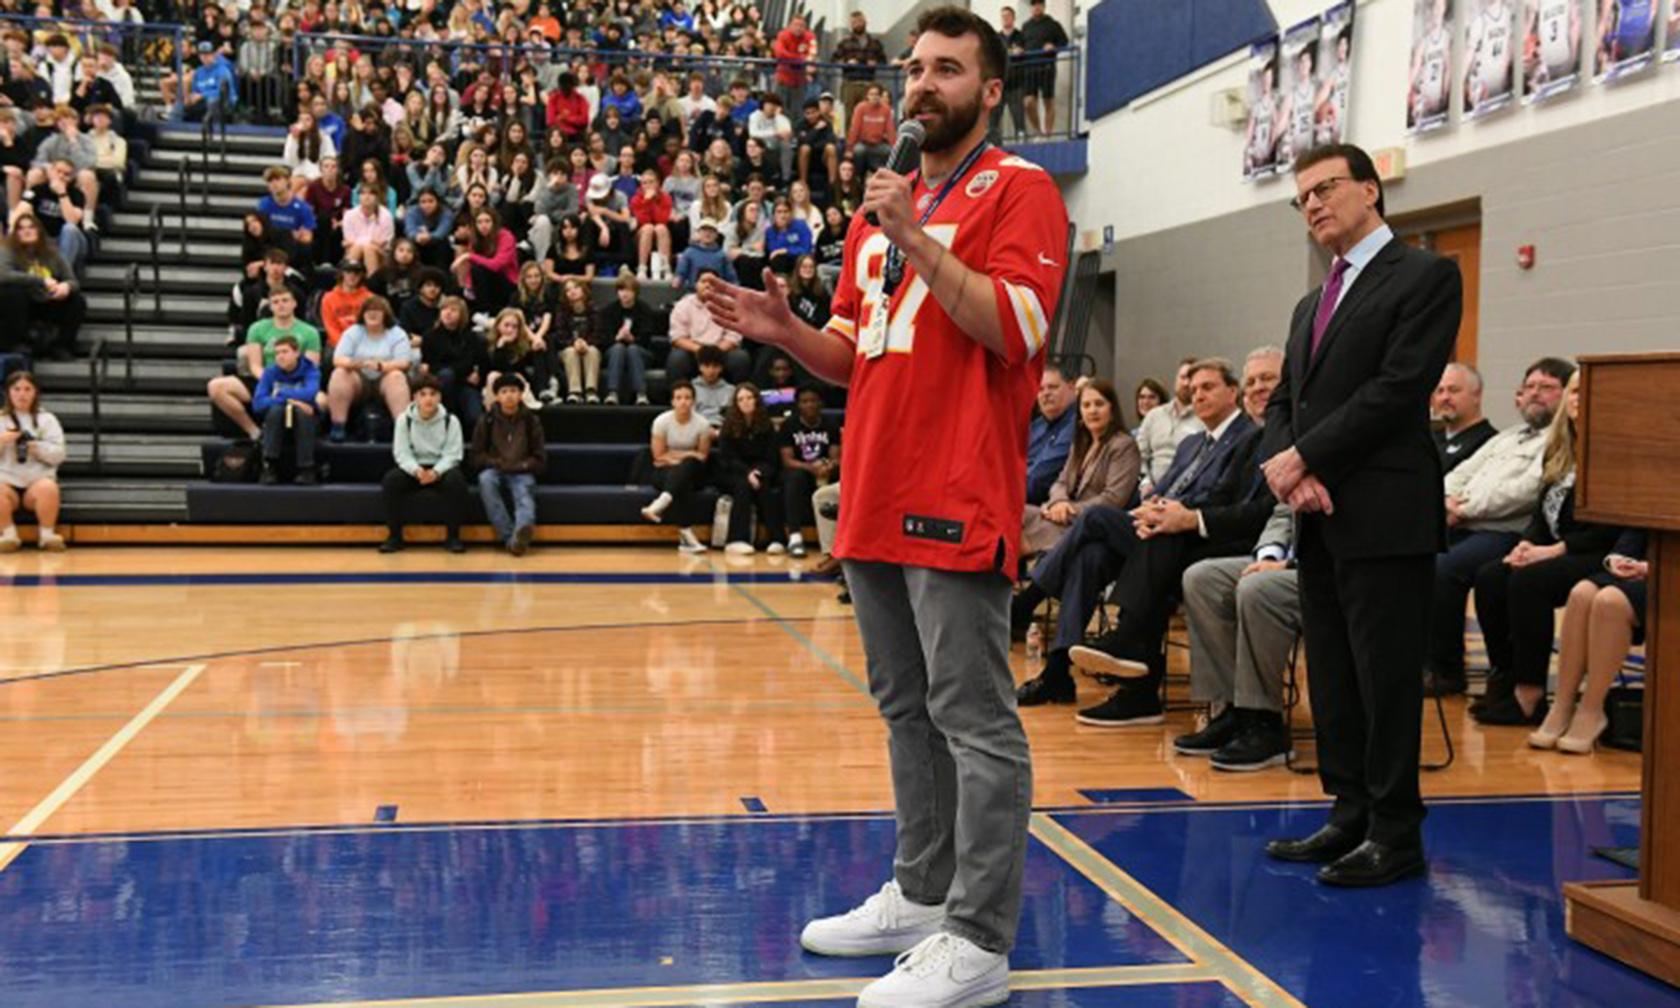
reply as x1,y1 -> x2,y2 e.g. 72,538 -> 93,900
1067,0 -> 1680,243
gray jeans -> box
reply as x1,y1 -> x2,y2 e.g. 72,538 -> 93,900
843,560 -> 1033,954
1181,557 -> 1301,712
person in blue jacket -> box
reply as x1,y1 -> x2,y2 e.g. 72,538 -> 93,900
184,41 -> 238,122
674,221 -> 736,289
763,199 -> 813,274
253,335 -> 321,483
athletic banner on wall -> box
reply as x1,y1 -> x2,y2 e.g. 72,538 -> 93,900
1242,38 -> 1281,181
1314,2 -> 1357,147
1408,0 -> 1455,133
1662,0 -> 1680,60
1463,0 -> 1517,118
1596,0 -> 1659,80
1277,16 -> 1323,170
1522,0 -> 1584,102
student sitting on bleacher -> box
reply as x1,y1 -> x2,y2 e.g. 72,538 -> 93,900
554,277 -> 602,403
397,268 -> 447,338
210,284 -> 322,442
405,186 -> 455,270
667,270 -> 749,382
381,374 -> 468,554
0,210 -> 85,361
778,383 -> 838,560
484,307 -> 548,410
257,166 -> 317,273
674,219 -> 734,290
641,378 -> 712,555
420,295 -> 487,430
342,183 -> 395,276
597,272 -> 659,406
327,294 -> 413,443
453,205 -> 519,313
0,371 -> 65,552
470,373 -> 545,557
253,335 -> 321,485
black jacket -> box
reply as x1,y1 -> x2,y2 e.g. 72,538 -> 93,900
1259,237 -> 1462,559
1524,479 -> 1622,556
1197,425 -> 1279,553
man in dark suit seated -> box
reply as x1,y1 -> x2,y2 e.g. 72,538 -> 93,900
1065,358 -> 1281,728
1012,357 -> 1255,708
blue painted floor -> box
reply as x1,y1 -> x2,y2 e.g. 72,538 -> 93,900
0,797 -> 1672,1007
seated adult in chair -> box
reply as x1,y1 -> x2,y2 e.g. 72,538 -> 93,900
1430,362 -> 1497,474
1025,363 -> 1077,507
1021,377 -> 1139,557
1012,357 -> 1255,707
1424,357 -> 1571,697
1066,358 -> 1280,728
1172,502 -> 1299,771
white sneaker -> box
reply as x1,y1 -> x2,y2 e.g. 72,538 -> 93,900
677,529 -> 707,554
724,541 -> 755,556
766,541 -> 786,555
0,527 -> 20,553
637,264 -> 651,280
38,531 -> 66,552
857,933 -> 1009,1008
800,880 -> 945,957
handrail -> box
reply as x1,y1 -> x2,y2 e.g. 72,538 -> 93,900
87,337 -> 107,476
146,204 -> 162,314
175,156 -> 189,256
121,263 -> 138,387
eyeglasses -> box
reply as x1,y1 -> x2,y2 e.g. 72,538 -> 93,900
1289,175 -> 1350,212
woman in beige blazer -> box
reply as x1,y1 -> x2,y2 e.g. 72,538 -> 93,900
1023,378 -> 1141,556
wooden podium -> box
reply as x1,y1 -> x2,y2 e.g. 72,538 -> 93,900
1565,353 -> 1680,986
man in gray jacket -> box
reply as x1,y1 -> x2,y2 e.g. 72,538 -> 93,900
1176,502 -> 1299,771
1425,356 -> 1573,696
527,159 -> 580,263
381,376 -> 468,554
27,105 -> 100,234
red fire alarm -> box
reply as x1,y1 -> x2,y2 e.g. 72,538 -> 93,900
1517,245 -> 1536,270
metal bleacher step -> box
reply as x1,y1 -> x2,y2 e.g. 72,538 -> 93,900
151,126 -> 288,155
148,146 -> 279,171
59,478 -> 189,522
86,290 -> 226,325
134,167 -> 268,196
64,434 -> 206,478
79,323 -> 230,359
110,210 -> 241,238
86,262 -> 237,295
96,237 -> 242,267
35,356 -> 218,394
54,393 -> 214,435
125,187 -> 256,214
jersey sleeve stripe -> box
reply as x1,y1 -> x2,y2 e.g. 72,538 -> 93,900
824,316 -> 858,344
1004,282 -> 1047,357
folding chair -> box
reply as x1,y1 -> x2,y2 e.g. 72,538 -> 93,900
1281,637 -> 1456,775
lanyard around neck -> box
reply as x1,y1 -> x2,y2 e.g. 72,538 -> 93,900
882,138 -> 990,297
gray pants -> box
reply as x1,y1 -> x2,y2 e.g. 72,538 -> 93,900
843,560 -> 1033,954
1181,557 -> 1300,712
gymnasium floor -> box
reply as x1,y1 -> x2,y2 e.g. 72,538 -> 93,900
0,546 -> 1672,1008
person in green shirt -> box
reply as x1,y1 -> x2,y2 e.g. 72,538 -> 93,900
207,286 -> 324,441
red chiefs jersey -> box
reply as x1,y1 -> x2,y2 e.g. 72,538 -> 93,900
826,146 -> 1069,576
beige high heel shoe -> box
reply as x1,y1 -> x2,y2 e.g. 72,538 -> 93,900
1557,710 -> 1609,755
1528,705 -> 1574,750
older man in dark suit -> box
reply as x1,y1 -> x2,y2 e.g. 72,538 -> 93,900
1013,357 -> 1255,707
1258,143 -> 1462,887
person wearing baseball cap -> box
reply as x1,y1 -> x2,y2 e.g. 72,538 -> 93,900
583,172 -> 633,275
183,39 -> 237,122
673,218 -> 735,290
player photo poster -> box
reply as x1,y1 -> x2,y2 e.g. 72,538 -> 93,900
1463,0 -> 1517,117
1312,2 -> 1357,147
1276,16 -> 1323,170
1242,38 -> 1281,181
1596,0 -> 1659,80
1522,0 -> 1584,101
1408,0 -> 1455,133
1660,0 -> 1679,60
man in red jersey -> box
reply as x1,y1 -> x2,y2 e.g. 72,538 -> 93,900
701,8 -> 1068,1007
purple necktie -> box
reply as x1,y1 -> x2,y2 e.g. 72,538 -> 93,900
1311,258 -> 1352,357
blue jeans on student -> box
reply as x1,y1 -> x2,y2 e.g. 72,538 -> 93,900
56,224 -> 88,277
477,470 -> 536,542
604,342 -> 648,397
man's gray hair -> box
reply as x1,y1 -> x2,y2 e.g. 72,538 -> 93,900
1443,361 -> 1483,393
1246,345 -> 1285,365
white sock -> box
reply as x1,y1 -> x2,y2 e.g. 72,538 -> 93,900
1,525 -> 16,538
788,532 -> 804,547
678,527 -> 701,546
38,526 -> 54,537
646,492 -> 673,516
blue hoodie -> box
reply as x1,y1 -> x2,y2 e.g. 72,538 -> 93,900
674,240 -> 736,289
252,356 -> 321,415
190,54 -> 238,108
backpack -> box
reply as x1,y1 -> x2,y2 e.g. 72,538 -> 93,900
211,442 -> 261,483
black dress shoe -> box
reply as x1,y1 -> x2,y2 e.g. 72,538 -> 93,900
1266,823 -> 1362,864
1317,840 -> 1427,887
1422,670 -> 1466,697
1173,707 -> 1241,756
1016,674 -> 1076,706
1469,672 -> 1514,715
1473,692 -> 1547,726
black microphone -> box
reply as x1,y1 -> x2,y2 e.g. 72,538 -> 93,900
865,119 -> 925,227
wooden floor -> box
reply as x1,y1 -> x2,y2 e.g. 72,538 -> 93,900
0,546 -> 1641,841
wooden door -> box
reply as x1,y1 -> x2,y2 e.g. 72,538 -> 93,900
1402,223 -> 1481,365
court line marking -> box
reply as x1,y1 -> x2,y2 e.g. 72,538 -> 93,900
1030,813 -> 1306,1008
726,580 -> 871,695
0,570 -> 840,588
0,662 -> 207,874
0,792 -> 1640,848
0,615 -> 857,688
252,963 -> 1219,1008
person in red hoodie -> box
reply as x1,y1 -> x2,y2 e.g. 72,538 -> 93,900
544,71 -> 591,142
773,14 -> 816,107
452,206 -> 518,312
629,169 -> 674,282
